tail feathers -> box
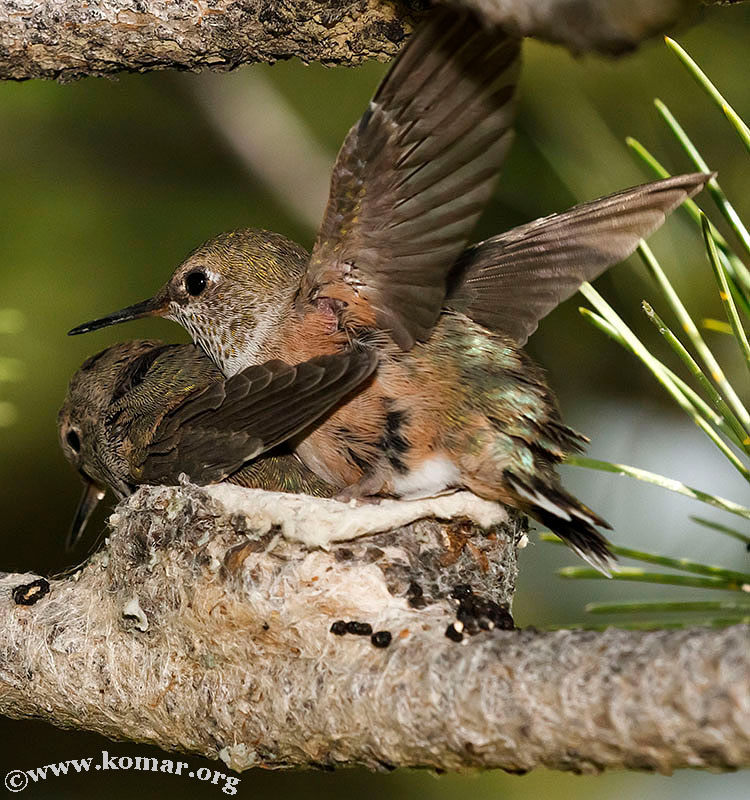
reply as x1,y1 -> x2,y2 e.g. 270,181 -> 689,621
508,476 -> 615,576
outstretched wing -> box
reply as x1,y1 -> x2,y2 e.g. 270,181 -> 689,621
301,8 -> 521,350
448,172 -> 711,344
141,350 -> 376,484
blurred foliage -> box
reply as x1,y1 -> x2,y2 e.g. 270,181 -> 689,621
1,3 -> 749,799
545,34 -> 750,630
0,308 -> 23,426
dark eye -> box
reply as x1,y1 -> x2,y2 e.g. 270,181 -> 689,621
66,430 -> 81,452
185,270 -> 207,297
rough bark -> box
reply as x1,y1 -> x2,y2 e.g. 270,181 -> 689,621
1,483 -> 747,774
0,0 -> 743,82
0,0 -> 418,81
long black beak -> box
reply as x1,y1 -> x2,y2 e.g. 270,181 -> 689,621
68,294 -> 168,336
66,480 -> 106,551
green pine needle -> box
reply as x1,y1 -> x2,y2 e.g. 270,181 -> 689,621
722,103 -> 750,155
549,42 -> 750,630
584,600 -> 750,615
565,455 -> 750,521
578,305 -> 736,437
690,515 -> 750,545
626,136 -> 750,301
554,617 -> 750,631
641,300 -> 749,450
558,566 -> 747,592
637,243 -> 750,434
541,533 -> 750,583
665,36 -> 750,154
579,281 -> 750,480
701,214 -> 750,373
654,98 -> 750,257
702,318 -> 734,335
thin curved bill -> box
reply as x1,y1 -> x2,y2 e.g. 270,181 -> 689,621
68,294 -> 168,336
66,480 -> 106,550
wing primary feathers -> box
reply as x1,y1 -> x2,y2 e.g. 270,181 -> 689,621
303,8 -> 521,350
142,350 -> 377,485
448,172 -> 712,344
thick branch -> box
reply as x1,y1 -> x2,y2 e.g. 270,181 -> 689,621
1,483 -> 747,773
0,0 -> 417,81
0,0 -> 741,82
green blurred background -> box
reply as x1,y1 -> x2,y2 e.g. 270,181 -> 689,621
0,3 -> 748,797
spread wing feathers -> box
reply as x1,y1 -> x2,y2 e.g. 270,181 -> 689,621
141,350 -> 376,485
302,8 -> 521,351
448,172 -> 712,345
507,474 -> 615,576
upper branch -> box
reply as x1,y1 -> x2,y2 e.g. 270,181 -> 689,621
0,0 -> 740,82
0,0 -> 418,82
1,483 -> 747,773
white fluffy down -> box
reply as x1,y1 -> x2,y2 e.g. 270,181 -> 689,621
205,485 -> 507,549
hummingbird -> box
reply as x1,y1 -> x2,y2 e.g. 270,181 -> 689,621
58,341 -> 374,548
68,8 -> 711,572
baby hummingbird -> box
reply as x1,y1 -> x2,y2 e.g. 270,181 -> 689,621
58,341 -> 374,548
69,9 -> 711,572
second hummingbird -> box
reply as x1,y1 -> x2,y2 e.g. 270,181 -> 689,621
58,342 -> 373,548
69,10 -> 711,572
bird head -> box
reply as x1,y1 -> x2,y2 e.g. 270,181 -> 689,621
69,229 -> 309,374
58,340 -> 163,548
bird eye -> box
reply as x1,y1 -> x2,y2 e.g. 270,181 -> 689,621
66,430 -> 81,452
185,270 -> 207,297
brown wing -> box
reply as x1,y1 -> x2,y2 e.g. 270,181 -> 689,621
448,172 -> 711,344
141,350 -> 376,485
301,9 -> 521,350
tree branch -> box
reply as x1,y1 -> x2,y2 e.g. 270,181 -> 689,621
0,0 -> 745,82
1,483 -> 747,773
0,0 -> 417,82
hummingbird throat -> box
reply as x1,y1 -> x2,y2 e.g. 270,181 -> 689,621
168,300 -> 284,377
